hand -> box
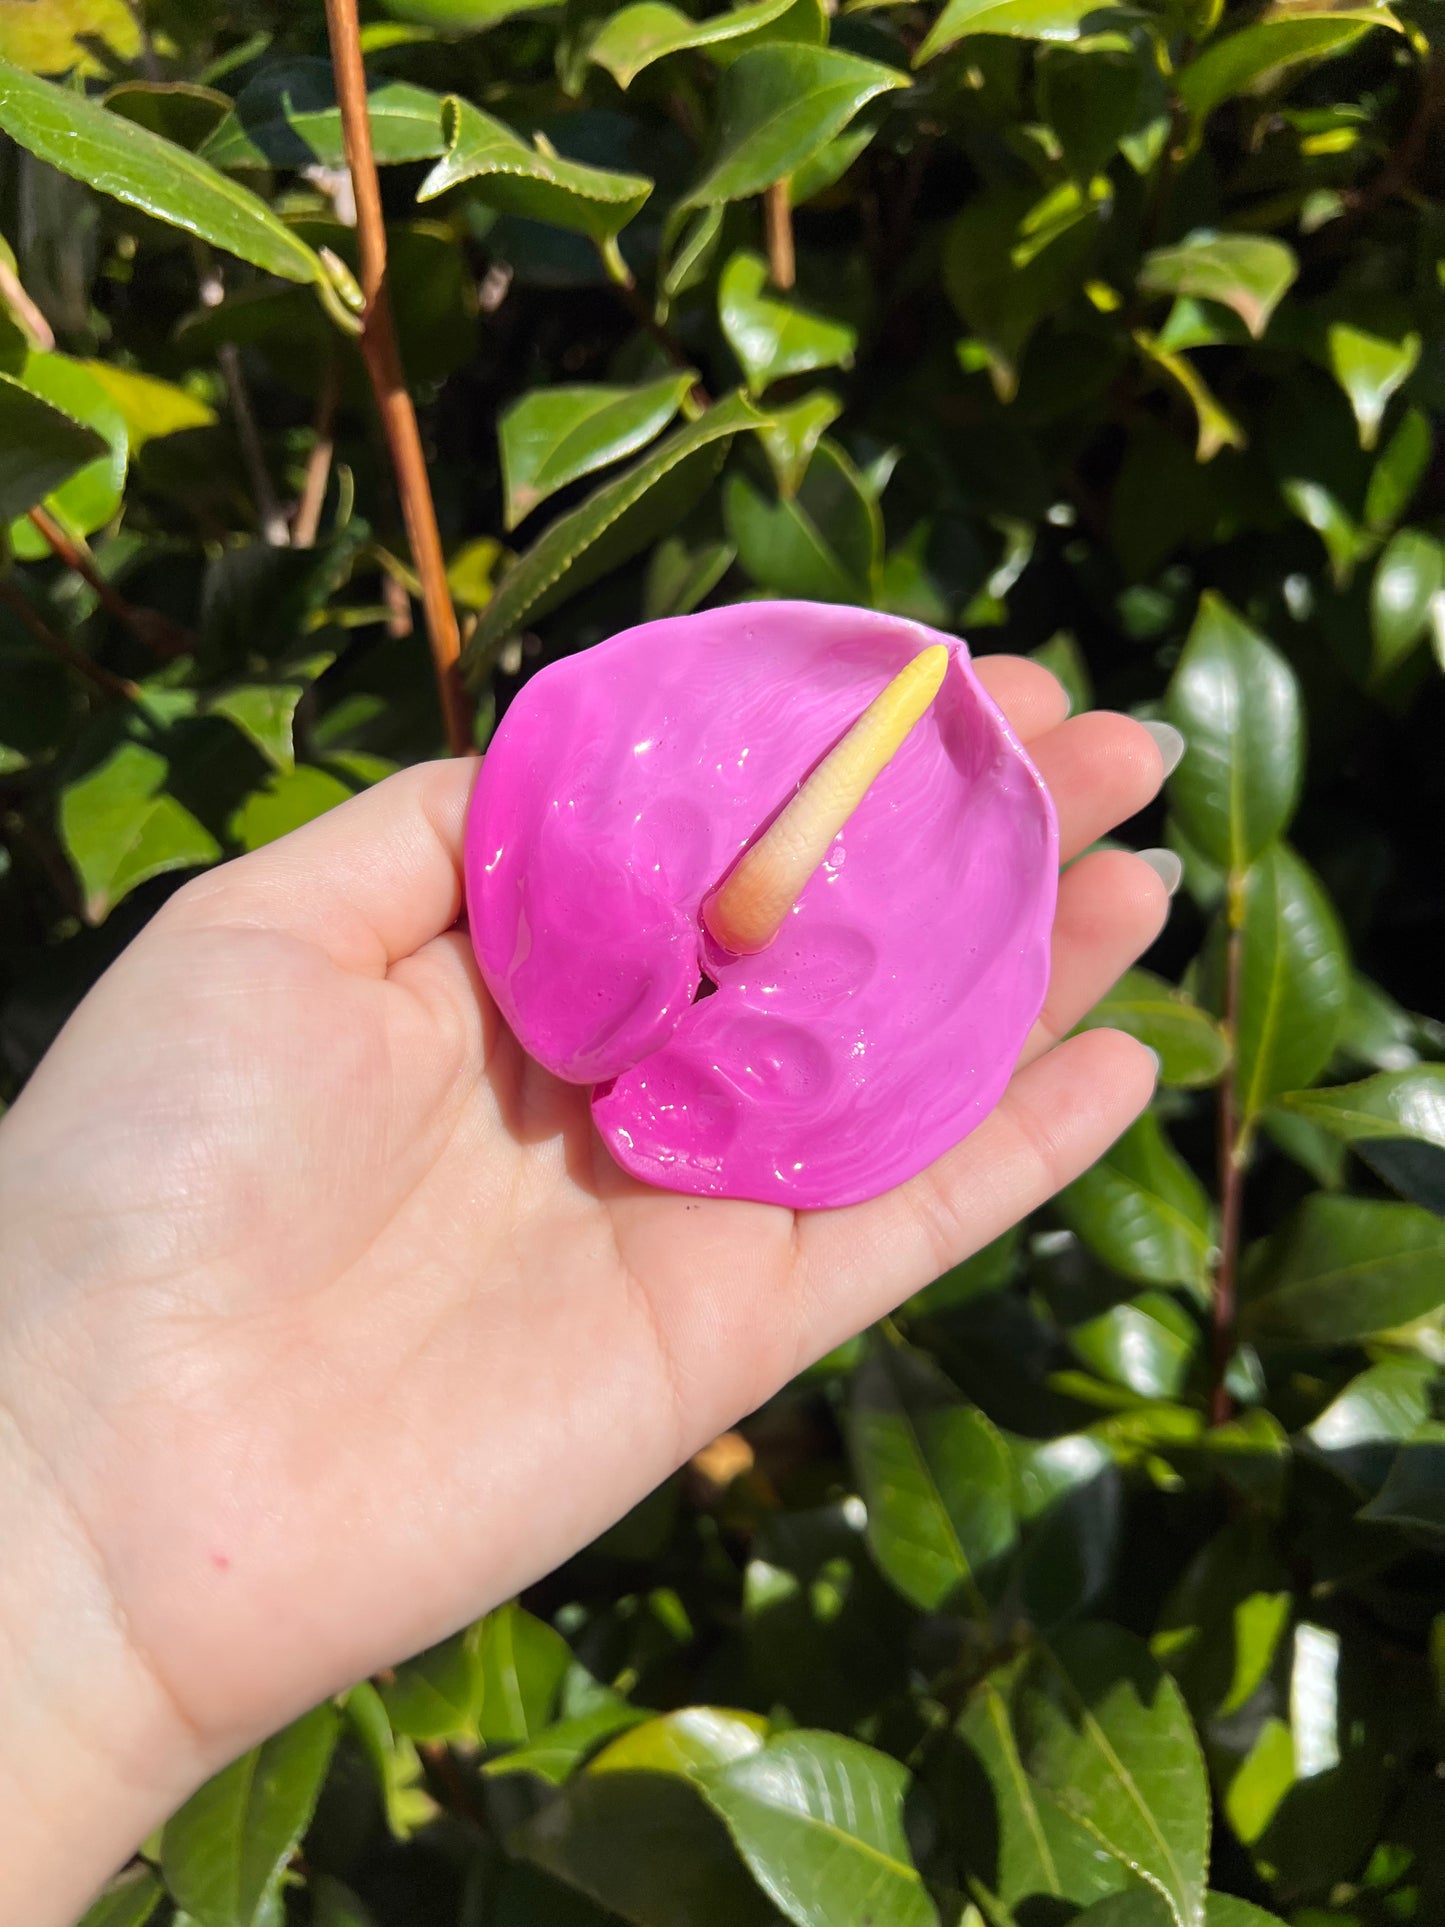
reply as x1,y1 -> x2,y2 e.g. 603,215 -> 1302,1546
0,656 -> 1173,1922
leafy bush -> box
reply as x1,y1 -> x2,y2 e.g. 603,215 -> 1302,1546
2,0 -> 1443,1924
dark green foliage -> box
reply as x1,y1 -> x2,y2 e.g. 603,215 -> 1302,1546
6,1 -> 1442,1923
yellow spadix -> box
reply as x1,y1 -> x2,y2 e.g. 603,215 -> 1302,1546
703,644 -> 950,957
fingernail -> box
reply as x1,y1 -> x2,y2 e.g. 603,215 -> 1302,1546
1137,846 -> 1183,896
1141,719 -> 1186,777
1142,1045 -> 1162,1080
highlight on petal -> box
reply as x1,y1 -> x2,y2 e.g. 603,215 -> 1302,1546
464,602 -> 1058,1206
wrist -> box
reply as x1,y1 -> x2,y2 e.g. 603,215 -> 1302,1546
0,1230 -> 206,1925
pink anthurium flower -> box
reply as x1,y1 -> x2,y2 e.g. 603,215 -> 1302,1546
465,601 -> 1058,1207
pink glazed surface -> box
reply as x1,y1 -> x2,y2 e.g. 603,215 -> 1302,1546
465,602 -> 1058,1208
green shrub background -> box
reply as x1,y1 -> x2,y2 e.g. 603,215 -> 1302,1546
1,0 -> 1443,1923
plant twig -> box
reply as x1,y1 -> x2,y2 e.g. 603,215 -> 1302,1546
0,257 -> 54,349
218,342 -> 291,547
323,0 -> 471,756
293,357 -> 341,549
1211,889 -> 1247,1427
25,507 -> 191,659
764,178 -> 795,290
0,576 -> 139,702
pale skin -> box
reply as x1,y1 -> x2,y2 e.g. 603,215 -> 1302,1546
0,657 -> 1174,1924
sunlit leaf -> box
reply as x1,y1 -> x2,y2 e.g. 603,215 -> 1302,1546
499,370 -> 695,529
75,1867 -> 164,1927
420,98 -> 652,241
1057,1112 -> 1214,1294
200,58 -> 445,170
230,764 -> 353,850
1369,527 -> 1443,677
1177,8 -> 1402,123
1138,232 -> 1296,339
60,743 -> 221,923
582,0 -> 807,89
0,368 -> 106,521
477,1601 -> 571,1745
917,0 -> 1138,64
1242,1194 -> 1445,1344
590,1707 -> 767,1777
1324,318 -> 1419,451
1232,845 -> 1350,1124
719,250 -> 856,396
1276,1066 -> 1445,1150
1076,969 -> 1228,1087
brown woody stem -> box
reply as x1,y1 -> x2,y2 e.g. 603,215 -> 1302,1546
218,342 -> 290,547
0,577 -> 139,703
0,257 -> 53,350
1211,884 -> 1247,1427
764,178 -> 795,290
26,507 -> 191,660
323,0 -> 471,757
293,357 -> 341,550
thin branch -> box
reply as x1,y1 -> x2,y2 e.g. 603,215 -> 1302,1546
323,0 -> 471,756
0,257 -> 53,350
218,342 -> 290,547
26,507 -> 192,659
293,357 -> 341,549
764,178 -> 795,290
1211,892 -> 1246,1428
0,577 -> 139,702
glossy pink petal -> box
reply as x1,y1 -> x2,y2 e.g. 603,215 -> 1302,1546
465,602 -> 1058,1207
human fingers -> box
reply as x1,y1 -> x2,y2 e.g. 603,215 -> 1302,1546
1017,850 -> 1172,1069
162,757 -> 477,975
970,653 -> 1071,742
1029,711 -> 1174,862
793,1028 -> 1158,1355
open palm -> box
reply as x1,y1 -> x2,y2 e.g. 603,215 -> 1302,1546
0,654 -> 1171,1871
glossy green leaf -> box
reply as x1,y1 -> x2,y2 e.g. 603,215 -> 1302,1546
702,1730 -> 938,1927
77,360 -> 216,450
1280,476 -> 1370,588
1369,528 -> 1443,677
1013,1623 -> 1209,1927
1359,1444 -> 1445,1533
419,97 -> 652,241
1138,233 -> 1296,340
1165,592 -> 1302,871
684,45 -> 907,205
207,685 -> 307,773
160,1705 -> 338,1927
756,389 -> 841,496
1069,1291 -> 1199,1400
1152,1519 -> 1291,1720
1177,9 -> 1401,123
476,1600 -> 571,1745
1277,1066 -> 1445,1151
60,743 -> 221,924
499,370 -> 694,529
1364,405 -> 1430,532
1307,1354 -> 1445,1453
1242,1195 -> 1445,1344
1077,969 -> 1228,1087
76,1868 -> 165,1927
103,81 -> 231,150
0,59 -> 335,294
643,528 -> 737,618
847,1335 -> 1016,1612
484,1703 -> 650,1784
591,1707 -> 767,1777
380,1624 -> 484,1741
725,437 -> 879,602
0,368 -> 106,521
0,0 -> 139,75
1057,1113 -> 1214,1293
342,1682 -> 435,1839
9,350 -> 127,552
1133,329 -> 1244,462
1233,845 -> 1351,1124
377,0 -> 559,23
719,251 -> 856,396
583,0 -> 804,89
468,391 -> 768,666
953,1677 -> 1128,1915
200,59 -> 445,170
1325,318 -> 1420,451
1074,1893 -> 1287,1927
917,0 -> 1136,64
230,763 -> 356,850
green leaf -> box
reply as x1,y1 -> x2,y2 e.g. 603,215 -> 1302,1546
199,59 -> 445,171
1277,1066 -> 1445,1151
1013,1623 -> 1209,1927
76,360 -> 216,450
1056,1113 -> 1214,1294
756,389 -> 841,496
103,80 -> 231,150
0,0 -> 140,76
583,0 -> 806,89
1132,329 -> 1245,463
1242,1195 -> 1445,1345
953,1677 -> 1129,1916
719,250 -> 856,396
1068,1291 -> 1199,1401
1369,528 -> 1443,677
467,390 -> 768,668
591,1707 -> 768,1777
1325,318 -> 1420,451
684,45 -> 907,206
76,1868 -> 165,1927
380,1624 -> 485,1741
1077,969 -> 1228,1088
9,350 -> 128,553
1364,405 -> 1430,532
376,0 -> 560,25
1152,1519 -> 1291,1720
1176,8 -> 1402,123
725,437 -> 879,602
1280,476 -> 1370,588
847,1335 -> 1016,1612
60,743 -> 221,923
917,0 -> 1137,64
1232,845 -> 1351,1125
419,97 -> 652,241
160,1705 -> 338,1927
0,368 -> 106,521
207,684 -> 308,773
1138,232 -> 1296,340
485,1703 -> 650,1783
702,1730 -> 938,1927
1031,629 -> 1093,715
1359,1444 -> 1445,1533
1307,1354 -> 1445,1453
643,527 -> 737,618
342,1683 -> 435,1839
229,765 -> 353,851
1164,592 -> 1302,872
476,1600 -> 571,1745
1074,1894 -> 1288,1926
0,59 -> 337,297
499,370 -> 694,530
